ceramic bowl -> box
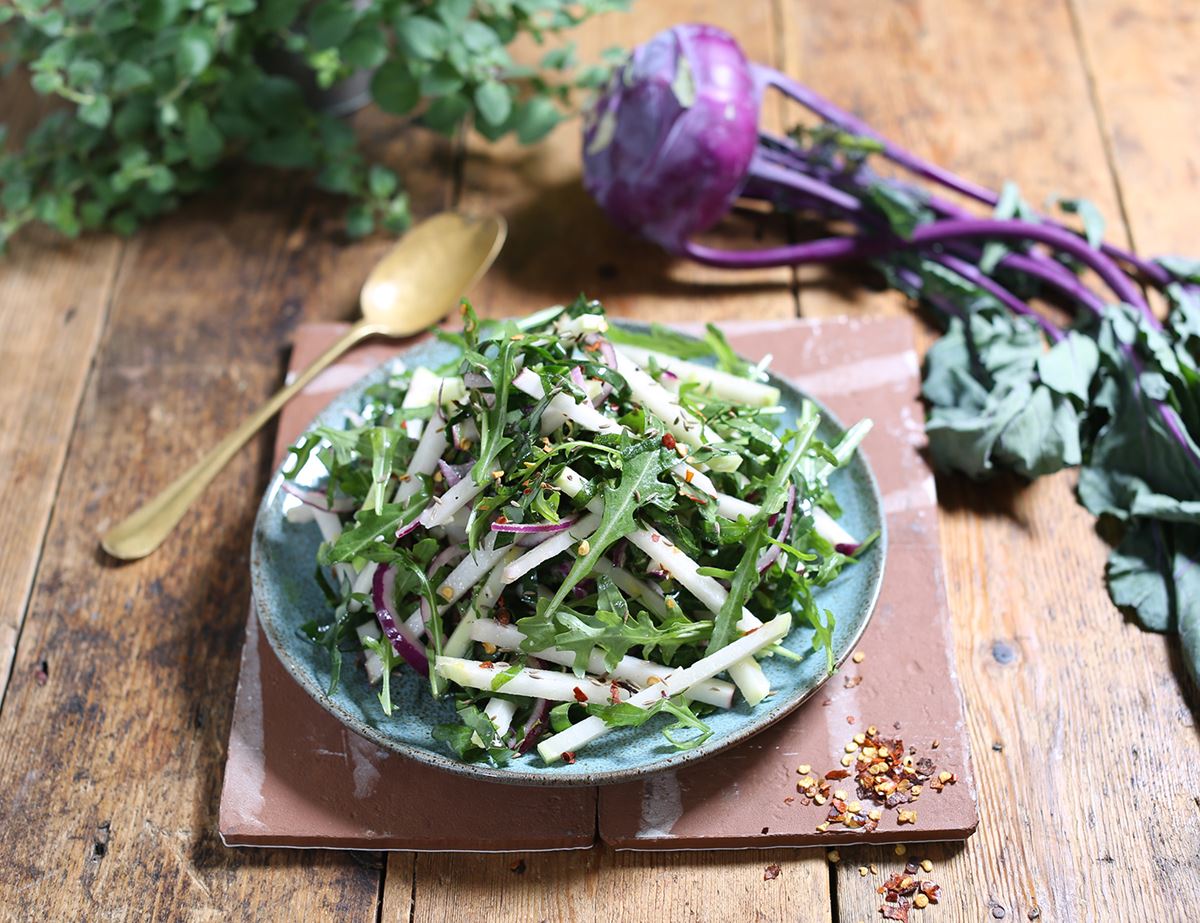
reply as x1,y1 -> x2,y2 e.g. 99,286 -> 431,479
251,323 -> 886,785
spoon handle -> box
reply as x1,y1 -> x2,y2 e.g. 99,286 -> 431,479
101,320 -> 385,561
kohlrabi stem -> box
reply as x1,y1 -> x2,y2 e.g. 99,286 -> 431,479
753,65 -> 1172,288
747,154 -> 865,214
752,133 -> 1112,316
937,253 -> 1065,342
953,244 -> 1110,317
684,217 -> 1156,324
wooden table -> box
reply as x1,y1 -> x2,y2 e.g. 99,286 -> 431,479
2,1 -> 1197,919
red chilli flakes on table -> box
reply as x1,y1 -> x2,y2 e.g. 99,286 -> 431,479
879,860 -> 942,919
794,724 -> 957,832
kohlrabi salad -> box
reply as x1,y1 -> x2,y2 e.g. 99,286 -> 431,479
282,298 -> 874,766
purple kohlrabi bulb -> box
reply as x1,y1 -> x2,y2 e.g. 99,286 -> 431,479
582,24 -> 761,253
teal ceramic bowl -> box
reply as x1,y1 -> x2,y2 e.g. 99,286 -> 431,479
251,323 -> 886,786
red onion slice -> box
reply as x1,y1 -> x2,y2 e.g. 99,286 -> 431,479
437,459 -> 474,488
371,565 -> 429,675
491,515 -> 579,536
396,516 -> 424,540
569,366 -> 587,390
516,662 -> 551,755
757,483 -> 796,574
281,481 -> 356,513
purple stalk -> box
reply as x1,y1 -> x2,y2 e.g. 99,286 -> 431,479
753,65 -> 1172,287
748,136 -> 1110,317
371,565 -> 430,676
937,254 -> 1064,342
684,218 -> 1155,323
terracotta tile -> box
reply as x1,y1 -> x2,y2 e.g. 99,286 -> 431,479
219,316 -> 976,850
599,317 -> 977,849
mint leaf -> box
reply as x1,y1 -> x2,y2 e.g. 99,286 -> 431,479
371,61 -> 420,115
474,80 -> 512,126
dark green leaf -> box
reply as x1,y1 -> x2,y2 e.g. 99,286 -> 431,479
176,25 -> 214,77
367,164 -> 398,199
111,61 -> 153,94
341,29 -> 388,70
77,95 -> 112,128
512,97 -> 560,144
396,15 -> 449,59
371,60 -> 420,115
183,103 -> 224,168
308,0 -> 357,50
474,80 -> 512,126
542,445 -> 676,620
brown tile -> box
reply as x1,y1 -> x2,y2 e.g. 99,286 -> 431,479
219,315 -> 976,851
599,317 -> 977,849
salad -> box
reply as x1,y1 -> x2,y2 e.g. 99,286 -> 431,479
282,299 -> 875,766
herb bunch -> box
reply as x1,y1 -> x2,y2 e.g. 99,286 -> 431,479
0,0 -> 626,249
283,297 -> 874,765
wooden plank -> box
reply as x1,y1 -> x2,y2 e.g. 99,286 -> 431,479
0,78 -> 125,706
1068,0 -> 1200,256
405,846 -> 831,923
0,235 -> 120,705
399,1 -> 830,919
0,109 -> 454,918
778,1 -> 1200,920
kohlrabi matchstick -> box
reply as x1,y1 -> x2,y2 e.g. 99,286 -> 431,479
435,657 -> 633,704
469,619 -> 736,708
614,344 -> 781,407
538,613 -> 792,763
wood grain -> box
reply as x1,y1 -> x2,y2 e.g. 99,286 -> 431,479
0,110 -> 453,919
778,0 -> 1200,919
406,846 -> 832,923
0,75 -> 126,707
0,234 -> 121,708
1069,0 -> 1200,257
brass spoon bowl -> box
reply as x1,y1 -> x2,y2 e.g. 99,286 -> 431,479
101,211 -> 506,561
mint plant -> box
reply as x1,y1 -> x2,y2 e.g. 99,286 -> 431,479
0,0 -> 627,249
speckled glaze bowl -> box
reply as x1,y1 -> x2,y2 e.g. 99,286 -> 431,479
250,323 -> 886,786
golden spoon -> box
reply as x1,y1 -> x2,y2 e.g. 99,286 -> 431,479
101,211 -> 506,561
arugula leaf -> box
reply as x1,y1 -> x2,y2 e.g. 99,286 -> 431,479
541,444 -> 677,619
365,426 -> 399,514
362,635 -> 403,715
322,502 -> 417,564
702,323 -> 753,376
707,524 -> 766,653
549,701 -> 577,733
605,323 -> 715,360
587,696 -> 713,750
469,338 -> 516,486
490,659 -> 524,691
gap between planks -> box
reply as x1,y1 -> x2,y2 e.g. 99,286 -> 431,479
0,235 -> 127,711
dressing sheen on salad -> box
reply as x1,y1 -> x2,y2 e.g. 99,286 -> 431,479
282,298 -> 875,766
